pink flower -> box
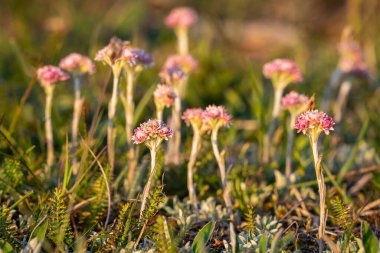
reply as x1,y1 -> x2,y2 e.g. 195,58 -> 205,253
182,108 -> 203,128
125,48 -> 153,70
159,66 -> 186,84
163,54 -> 198,74
59,53 -> 95,74
37,65 -> 70,85
203,105 -> 232,129
295,110 -> 335,135
154,84 -> 176,108
263,59 -> 303,86
338,28 -> 368,77
282,91 -> 309,114
95,37 -> 126,65
132,119 -> 173,146
164,7 -> 198,29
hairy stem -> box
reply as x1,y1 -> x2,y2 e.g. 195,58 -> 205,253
108,68 -> 120,171
263,86 -> 284,163
71,76 -> 83,174
166,85 -> 182,165
176,27 -> 189,55
44,84 -> 55,170
156,108 -> 163,122
211,127 -> 234,222
285,113 -> 296,178
126,70 -> 137,183
310,133 -> 327,252
140,147 -> 157,219
188,129 -> 200,211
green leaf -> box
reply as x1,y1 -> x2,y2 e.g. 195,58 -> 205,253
191,221 -> 216,253
0,240 -> 15,253
258,233 -> 268,253
363,221 -> 379,253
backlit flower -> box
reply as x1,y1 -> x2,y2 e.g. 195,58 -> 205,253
132,119 -> 173,148
263,59 -> 303,87
154,84 -> 176,108
60,53 -> 95,74
338,27 -> 368,77
159,66 -> 186,84
282,91 -> 309,114
126,48 -> 153,71
203,105 -> 232,129
165,7 -> 198,29
182,108 -> 203,129
295,110 -> 335,135
163,54 -> 198,74
95,37 -> 135,69
37,65 -> 70,85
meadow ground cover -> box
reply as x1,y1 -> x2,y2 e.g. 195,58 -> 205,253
1,1 -> 380,252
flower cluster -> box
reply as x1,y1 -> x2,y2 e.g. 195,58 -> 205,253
159,66 -> 186,84
127,48 -> 154,71
95,37 -> 137,69
182,108 -> 204,129
132,119 -> 173,147
295,110 -> 335,135
59,53 -> 95,75
154,84 -> 176,108
202,105 -> 232,129
263,59 -> 303,87
164,7 -> 198,29
37,65 -> 70,85
163,54 -> 198,74
281,91 -> 309,114
338,28 -> 368,76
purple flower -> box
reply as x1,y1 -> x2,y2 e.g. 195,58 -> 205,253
295,110 -> 335,135
163,54 -> 198,74
132,119 -> 173,146
159,66 -> 186,84
282,91 -> 309,114
203,105 -> 232,129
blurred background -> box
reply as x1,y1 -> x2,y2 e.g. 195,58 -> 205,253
0,0 -> 379,165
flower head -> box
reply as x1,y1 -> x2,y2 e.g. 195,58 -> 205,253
164,7 -> 198,29
37,65 -> 70,85
295,110 -> 335,135
282,91 -> 309,114
154,84 -> 176,109
132,119 -> 173,149
159,66 -> 186,84
338,27 -> 368,77
203,105 -> 232,130
163,54 -> 198,74
182,108 -> 204,130
126,48 -> 154,71
59,53 -> 95,75
263,59 -> 303,87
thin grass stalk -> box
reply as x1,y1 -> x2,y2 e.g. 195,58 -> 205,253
44,84 -> 55,170
310,132 -> 327,252
334,80 -> 352,123
71,76 -> 83,174
187,129 -> 200,211
108,68 -> 120,171
211,127 -> 234,222
285,113 -> 296,178
321,69 -> 341,112
140,146 -> 157,219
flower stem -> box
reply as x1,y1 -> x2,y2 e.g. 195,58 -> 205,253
310,133 -> 327,252
108,68 -> 120,171
166,85 -> 182,165
263,86 -> 284,163
44,84 -> 55,170
334,80 -> 352,123
71,76 -> 83,174
140,147 -> 157,219
285,113 -> 296,178
188,129 -> 200,211
156,108 -> 163,122
211,127 -> 234,222
176,27 -> 189,55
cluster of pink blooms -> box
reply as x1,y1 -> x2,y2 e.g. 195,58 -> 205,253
132,119 -> 173,145
59,53 -> 96,74
182,108 -> 204,128
263,59 -> 303,85
281,91 -> 309,112
95,37 -> 138,68
37,65 -> 70,85
154,84 -> 176,108
128,48 -> 153,69
164,7 -> 198,29
295,110 -> 335,135
159,66 -> 186,84
202,105 -> 232,129
338,41 -> 368,76
163,54 -> 198,74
